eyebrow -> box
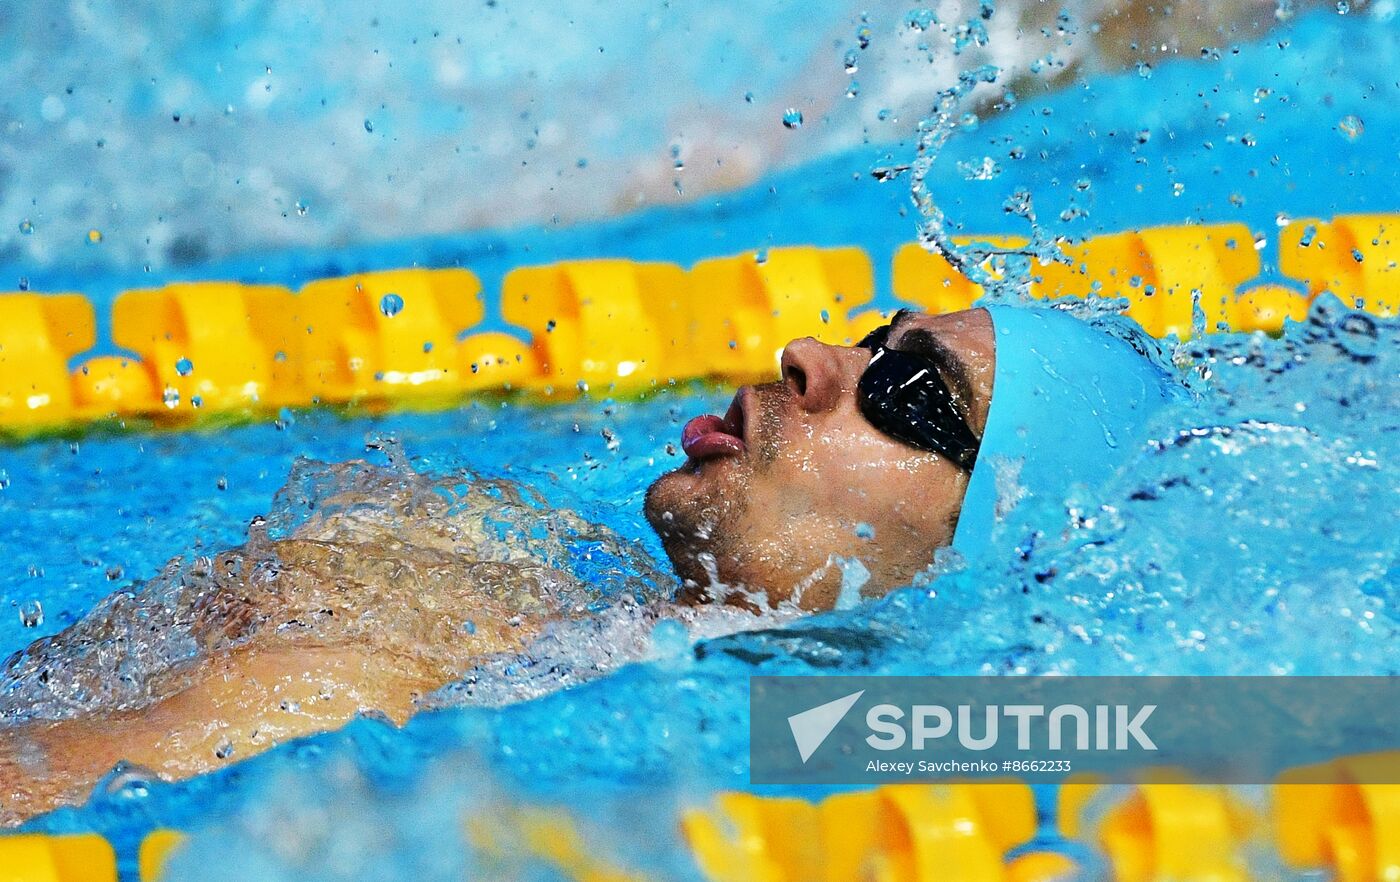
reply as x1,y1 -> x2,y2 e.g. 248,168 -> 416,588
887,310 -> 979,422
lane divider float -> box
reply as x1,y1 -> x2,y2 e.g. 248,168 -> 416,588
2,215 -> 1396,434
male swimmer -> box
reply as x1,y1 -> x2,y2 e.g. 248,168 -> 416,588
0,305 -> 1181,823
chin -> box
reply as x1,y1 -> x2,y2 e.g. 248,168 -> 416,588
644,467 -> 737,593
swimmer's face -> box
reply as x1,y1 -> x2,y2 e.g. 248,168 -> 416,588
644,308 -> 995,610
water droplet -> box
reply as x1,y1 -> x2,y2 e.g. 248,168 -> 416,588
781,108 -> 804,129
743,90 -> 754,104
214,739 -> 235,760
295,200 -> 308,216
87,229 -> 103,244
102,763 -> 154,800
1351,248 -> 1365,263
1337,114 -> 1364,142
379,293 -> 404,317
18,220 -> 33,235
956,156 -> 1001,181
855,25 -> 872,49
855,522 -> 876,540
18,599 -> 43,628
175,357 -> 194,376
1336,0 -> 1350,13
217,477 -> 228,491
364,118 -> 374,133
905,8 -> 935,30
843,50 -> 859,73
845,81 -> 860,99
1136,62 -> 1153,79
162,387 -> 180,409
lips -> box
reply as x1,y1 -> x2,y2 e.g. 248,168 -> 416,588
680,392 -> 748,462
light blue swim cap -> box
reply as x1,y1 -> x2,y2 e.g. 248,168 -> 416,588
951,305 -> 1185,562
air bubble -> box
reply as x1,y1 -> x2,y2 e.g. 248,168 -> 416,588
781,108 -> 804,129
18,220 -> 33,235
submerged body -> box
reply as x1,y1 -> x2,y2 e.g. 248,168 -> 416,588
0,457 -> 660,823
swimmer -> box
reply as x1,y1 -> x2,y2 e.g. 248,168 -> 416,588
0,305 -> 1182,823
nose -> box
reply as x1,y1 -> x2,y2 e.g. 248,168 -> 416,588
779,336 -> 860,413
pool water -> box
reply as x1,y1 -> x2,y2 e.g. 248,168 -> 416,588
1,6 -> 1398,880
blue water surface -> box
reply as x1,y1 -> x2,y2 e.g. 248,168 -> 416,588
1,8 -> 1398,881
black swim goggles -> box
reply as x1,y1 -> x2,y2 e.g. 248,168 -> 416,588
855,320 -> 981,472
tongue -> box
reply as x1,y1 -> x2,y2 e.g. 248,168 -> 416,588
682,414 -> 745,460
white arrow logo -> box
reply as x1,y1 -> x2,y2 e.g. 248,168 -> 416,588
787,690 -> 864,763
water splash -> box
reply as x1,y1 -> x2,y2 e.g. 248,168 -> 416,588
0,451 -> 672,727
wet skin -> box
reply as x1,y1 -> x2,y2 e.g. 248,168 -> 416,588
645,307 -> 996,610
